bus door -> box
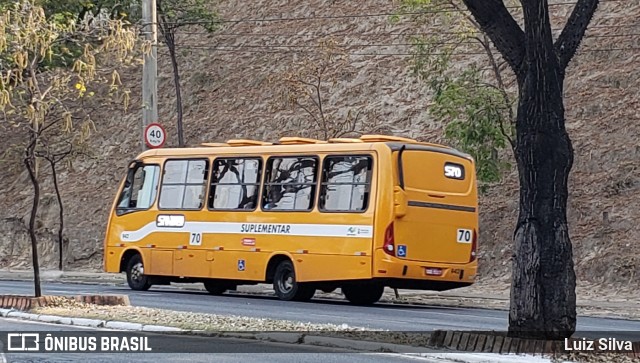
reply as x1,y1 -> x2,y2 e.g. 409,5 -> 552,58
114,161 -> 174,275
156,159 -> 210,278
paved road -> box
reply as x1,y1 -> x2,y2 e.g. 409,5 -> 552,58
0,318 -> 455,363
1,280 -> 639,338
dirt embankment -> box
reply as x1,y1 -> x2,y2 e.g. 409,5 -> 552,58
0,0 -> 638,291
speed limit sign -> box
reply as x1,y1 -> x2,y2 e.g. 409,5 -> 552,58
144,123 -> 166,148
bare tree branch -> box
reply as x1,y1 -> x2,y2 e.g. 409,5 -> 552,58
478,34 -> 515,148
461,0 -> 526,78
313,75 -> 328,139
554,0 -> 600,71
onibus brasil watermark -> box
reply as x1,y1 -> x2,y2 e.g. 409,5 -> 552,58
6,333 -> 151,352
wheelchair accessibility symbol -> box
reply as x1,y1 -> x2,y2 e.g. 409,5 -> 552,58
238,259 -> 246,271
397,245 -> 407,258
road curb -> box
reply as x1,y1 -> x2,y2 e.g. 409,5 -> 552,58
302,335 -> 433,353
0,308 -> 181,332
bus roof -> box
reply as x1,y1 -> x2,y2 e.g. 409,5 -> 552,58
135,135 -> 472,161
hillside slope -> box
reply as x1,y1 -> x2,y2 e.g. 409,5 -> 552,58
0,0 -> 638,290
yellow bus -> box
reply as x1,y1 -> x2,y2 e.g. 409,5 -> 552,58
103,135 -> 478,304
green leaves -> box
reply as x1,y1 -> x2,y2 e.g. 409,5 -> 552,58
431,65 -> 513,185
433,67 -> 512,184
0,0 -> 139,134
157,0 -> 220,33
401,0 -> 516,188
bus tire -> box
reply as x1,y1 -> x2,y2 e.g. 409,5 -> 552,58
273,260 -> 315,302
126,254 -> 151,291
342,283 -> 384,305
203,280 -> 228,295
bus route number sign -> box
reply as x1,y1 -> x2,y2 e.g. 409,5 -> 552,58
144,123 -> 166,149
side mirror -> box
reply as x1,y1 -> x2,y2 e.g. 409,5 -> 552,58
393,186 -> 407,218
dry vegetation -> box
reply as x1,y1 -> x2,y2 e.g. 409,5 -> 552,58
0,0 -> 638,294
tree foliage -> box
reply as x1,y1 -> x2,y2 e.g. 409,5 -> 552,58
23,0 -> 221,148
0,0 -> 140,295
431,67 -> 512,185
400,0 -> 516,185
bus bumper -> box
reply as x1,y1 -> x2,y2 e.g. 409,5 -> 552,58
372,250 -> 477,291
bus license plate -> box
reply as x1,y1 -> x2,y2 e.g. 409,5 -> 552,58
425,268 -> 442,276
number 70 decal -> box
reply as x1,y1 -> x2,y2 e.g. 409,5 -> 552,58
190,232 -> 202,246
456,229 -> 472,243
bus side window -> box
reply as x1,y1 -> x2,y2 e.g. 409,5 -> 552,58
159,159 -> 208,210
319,155 -> 372,212
116,164 -> 160,214
209,158 -> 262,211
262,156 -> 318,211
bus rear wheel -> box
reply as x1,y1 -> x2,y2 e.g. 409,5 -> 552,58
126,254 -> 151,291
273,260 -> 315,302
342,283 -> 384,305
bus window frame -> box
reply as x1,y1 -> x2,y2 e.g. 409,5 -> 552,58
157,157 -> 210,211
318,154 -> 374,214
208,156 -> 264,212
261,154 -> 320,213
115,161 -> 161,216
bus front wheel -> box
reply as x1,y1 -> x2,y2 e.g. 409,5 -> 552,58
126,254 -> 151,291
342,283 -> 384,305
273,260 -> 315,302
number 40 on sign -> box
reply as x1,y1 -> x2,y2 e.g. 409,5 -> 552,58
144,123 -> 166,149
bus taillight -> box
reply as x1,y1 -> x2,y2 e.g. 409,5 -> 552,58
383,222 -> 395,256
470,228 -> 478,262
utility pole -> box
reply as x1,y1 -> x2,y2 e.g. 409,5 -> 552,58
142,0 -> 158,150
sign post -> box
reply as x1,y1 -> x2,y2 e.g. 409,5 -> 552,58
144,123 -> 166,149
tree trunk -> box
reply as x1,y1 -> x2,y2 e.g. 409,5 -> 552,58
24,146 -> 42,297
509,1 -> 576,340
166,34 -> 185,147
50,160 -> 65,271
461,0 -> 598,340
